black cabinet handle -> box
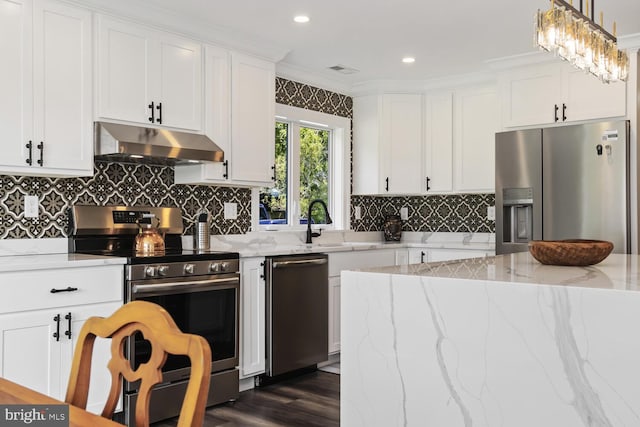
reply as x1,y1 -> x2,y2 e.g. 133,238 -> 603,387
36,142 -> 43,166
562,103 -> 567,121
260,262 -> 265,280
50,286 -> 78,293
64,313 -> 72,339
223,160 -> 229,179
271,164 -> 276,181
385,177 -> 389,192
25,141 -> 33,165
421,251 -> 426,263
53,314 -> 61,341
554,104 -> 559,122
148,101 -> 155,123
156,102 -> 162,124
426,177 -> 431,191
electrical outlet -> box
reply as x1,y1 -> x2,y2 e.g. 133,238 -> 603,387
487,206 -> 496,221
224,202 -> 237,220
354,206 -> 362,220
400,207 -> 409,221
24,195 -> 39,218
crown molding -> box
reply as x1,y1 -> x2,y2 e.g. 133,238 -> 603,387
620,33 -> 640,51
67,0 -> 289,62
348,71 -> 497,97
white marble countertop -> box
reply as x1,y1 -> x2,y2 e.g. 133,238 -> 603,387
195,231 -> 495,257
0,253 -> 127,273
363,252 -> 640,292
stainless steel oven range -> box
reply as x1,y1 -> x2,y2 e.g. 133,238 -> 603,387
69,205 -> 240,426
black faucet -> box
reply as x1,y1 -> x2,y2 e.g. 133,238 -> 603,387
305,199 -> 333,244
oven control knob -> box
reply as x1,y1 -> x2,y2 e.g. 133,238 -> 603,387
184,263 -> 195,274
145,266 -> 157,277
210,262 -> 220,273
220,262 -> 230,272
157,265 -> 169,276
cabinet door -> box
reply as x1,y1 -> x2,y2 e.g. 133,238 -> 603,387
240,257 -> 266,378
96,16 -> 152,125
33,0 -> 92,173
563,66 -> 626,122
230,53 -> 275,185
500,64 -> 561,127
0,0 -> 32,169
0,309 -> 61,398
61,303 -> 122,414
454,86 -> 499,192
201,45 -> 231,181
174,45 -> 231,184
155,35 -> 202,130
424,92 -> 453,192
328,276 -> 341,354
380,94 -> 423,194
352,95 -> 382,195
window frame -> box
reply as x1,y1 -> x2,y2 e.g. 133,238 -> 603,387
252,103 -> 351,232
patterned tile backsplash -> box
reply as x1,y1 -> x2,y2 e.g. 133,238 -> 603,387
0,161 -> 251,239
276,77 -> 353,119
351,194 -> 495,233
0,78 -> 494,239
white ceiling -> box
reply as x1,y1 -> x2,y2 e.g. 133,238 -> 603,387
90,0 -> 640,91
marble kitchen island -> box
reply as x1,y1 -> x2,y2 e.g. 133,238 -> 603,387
341,253 -> 640,427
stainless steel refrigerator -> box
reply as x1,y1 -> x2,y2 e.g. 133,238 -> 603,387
495,120 -> 630,255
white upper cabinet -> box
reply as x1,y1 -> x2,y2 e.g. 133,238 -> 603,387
424,86 -> 498,194
424,91 -> 454,192
500,62 -> 625,128
96,15 -> 203,131
175,51 -> 275,187
454,85 -> 499,192
353,94 -> 423,195
229,52 -> 275,185
0,0 -> 93,177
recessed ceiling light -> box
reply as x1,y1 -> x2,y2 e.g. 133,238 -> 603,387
294,15 -> 310,23
402,57 -> 416,64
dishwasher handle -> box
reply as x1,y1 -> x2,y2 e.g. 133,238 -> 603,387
272,258 -> 327,269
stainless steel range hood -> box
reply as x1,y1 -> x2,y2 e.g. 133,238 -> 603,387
94,122 -> 224,165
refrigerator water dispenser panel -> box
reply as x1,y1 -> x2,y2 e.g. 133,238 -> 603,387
502,188 -> 534,244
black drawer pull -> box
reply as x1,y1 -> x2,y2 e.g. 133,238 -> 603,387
50,286 -> 78,293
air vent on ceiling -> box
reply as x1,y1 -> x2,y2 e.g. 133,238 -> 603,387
328,64 -> 359,74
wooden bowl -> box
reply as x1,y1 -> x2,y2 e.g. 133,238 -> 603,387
528,239 -> 613,266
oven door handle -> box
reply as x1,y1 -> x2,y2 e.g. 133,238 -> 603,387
132,277 -> 239,295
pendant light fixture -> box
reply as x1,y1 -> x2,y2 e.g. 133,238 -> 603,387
535,0 -> 628,83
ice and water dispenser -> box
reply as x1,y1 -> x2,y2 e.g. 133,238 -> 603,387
501,187 -> 534,244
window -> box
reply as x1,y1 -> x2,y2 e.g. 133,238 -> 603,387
255,104 -> 350,230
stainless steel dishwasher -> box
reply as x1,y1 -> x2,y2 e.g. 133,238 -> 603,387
263,253 -> 328,379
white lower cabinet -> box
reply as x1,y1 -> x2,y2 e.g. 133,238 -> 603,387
0,265 -> 123,414
329,249 -> 397,354
239,257 -> 266,378
328,276 -> 341,354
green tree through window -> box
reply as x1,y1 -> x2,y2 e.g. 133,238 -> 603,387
260,122 -> 330,225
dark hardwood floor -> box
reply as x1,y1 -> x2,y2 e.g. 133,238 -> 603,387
151,371 -> 340,427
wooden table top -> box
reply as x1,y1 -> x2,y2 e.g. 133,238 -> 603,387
0,377 -> 123,427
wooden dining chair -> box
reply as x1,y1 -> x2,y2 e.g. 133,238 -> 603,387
64,301 -> 212,427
